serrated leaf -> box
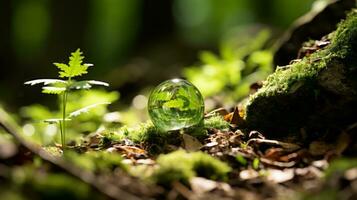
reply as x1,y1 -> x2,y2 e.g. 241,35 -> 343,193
55,49 -> 90,78
42,86 -> 66,94
68,102 -> 110,118
163,99 -> 184,109
86,80 -> 109,86
24,79 -> 66,86
44,118 -> 71,124
69,80 -> 109,90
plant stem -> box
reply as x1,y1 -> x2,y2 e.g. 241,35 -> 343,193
59,120 -> 64,148
61,91 -> 66,148
61,78 -> 71,149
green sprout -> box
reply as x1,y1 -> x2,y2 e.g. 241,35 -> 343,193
25,49 -> 109,148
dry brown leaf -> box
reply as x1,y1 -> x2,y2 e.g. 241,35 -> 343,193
224,106 -> 244,125
206,108 -> 229,118
182,133 -> 203,152
112,145 -> 148,159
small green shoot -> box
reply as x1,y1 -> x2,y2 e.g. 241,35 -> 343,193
25,49 -> 109,149
252,157 -> 260,170
236,154 -> 247,166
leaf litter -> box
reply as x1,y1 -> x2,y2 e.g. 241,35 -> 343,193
60,106 -> 355,200
1,104 -> 357,200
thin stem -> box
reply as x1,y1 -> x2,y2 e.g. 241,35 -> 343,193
61,91 -> 66,148
59,120 -> 63,148
61,78 -> 71,149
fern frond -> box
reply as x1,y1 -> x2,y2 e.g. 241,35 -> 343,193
42,86 -> 66,94
86,80 -> 109,86
68,102 -> 110,118
44,118 -> 71,124
69,80 -> 109,90
55,49 -> 90,78
24,79 -> 66,86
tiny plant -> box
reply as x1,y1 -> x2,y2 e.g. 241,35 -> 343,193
25,49 -> 109,148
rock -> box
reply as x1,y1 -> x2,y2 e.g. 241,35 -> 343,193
244,9 -> 357,136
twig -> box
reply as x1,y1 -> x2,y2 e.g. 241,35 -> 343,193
247,138 -> 301,151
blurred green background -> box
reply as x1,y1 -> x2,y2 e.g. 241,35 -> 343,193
0,0 -> 317,110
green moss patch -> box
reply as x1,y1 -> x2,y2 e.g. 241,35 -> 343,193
152,150 -> 231,186
244,9 -> 357,135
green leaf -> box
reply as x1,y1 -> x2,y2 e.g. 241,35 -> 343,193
44,118 -> 71,124
236,154 -> 247,166
252,158 -> 260,170
69,80 -> 109,90
24,79 -> 66,86
163,99 -> 184,109
55,49 -> 91,78
68,102 -> 110,118
42,86 -> 66,94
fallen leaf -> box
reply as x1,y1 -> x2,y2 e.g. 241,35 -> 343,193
206,108 -> 229,118
182,133 -> 203,152
112,145 -> 148,159
265,169 -> 294,183
190,177 -> 218,194
239,169 -> 259,180
224,106 -> 244,125
205,141 -> 218,147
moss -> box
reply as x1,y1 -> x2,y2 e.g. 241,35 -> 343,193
152,150 -> 231,186
101,116 -> 230,152
204,115 -> 230,130
244,10 -> 357,135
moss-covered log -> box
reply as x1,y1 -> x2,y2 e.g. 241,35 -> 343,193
244,9 -> 357,136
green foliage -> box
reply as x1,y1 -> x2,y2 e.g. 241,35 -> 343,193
54,49 -> 90,78
24,49 -> 110,148
152,150 -> 231,186
20,89 -> 119,146
236,154 -> 247,166
252,157 -> 260,170
324,157 -> 357,178
183,30 -> 273,103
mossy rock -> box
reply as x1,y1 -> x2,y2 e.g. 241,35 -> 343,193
152,150 -> 231,186
244,9 -> 357,136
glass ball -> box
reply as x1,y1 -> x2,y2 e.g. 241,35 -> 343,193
148,79 -> 205,131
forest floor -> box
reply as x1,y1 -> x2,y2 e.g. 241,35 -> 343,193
1,105 -> 356,200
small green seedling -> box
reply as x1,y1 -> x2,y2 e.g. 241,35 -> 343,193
25,49 -> 109,148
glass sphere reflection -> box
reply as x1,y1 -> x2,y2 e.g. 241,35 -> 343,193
148,79 -> 205,131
